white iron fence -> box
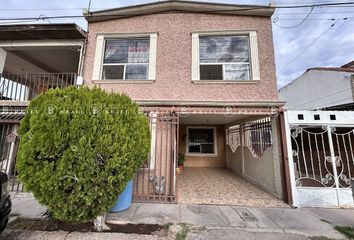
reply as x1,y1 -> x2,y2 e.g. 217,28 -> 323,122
284,111 -> 354,207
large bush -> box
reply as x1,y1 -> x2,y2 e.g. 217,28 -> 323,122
17,86 -> 150,222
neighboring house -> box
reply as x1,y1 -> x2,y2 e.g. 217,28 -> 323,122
279,61 -> 354,110
0,23 -> 86,189
83,1 -> 286,204
279,60 -> 354,208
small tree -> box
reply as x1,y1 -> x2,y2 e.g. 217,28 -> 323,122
17,86 -> 150,222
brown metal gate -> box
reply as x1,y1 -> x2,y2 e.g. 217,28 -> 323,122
133,112 -> 179,203
0,123 -> 24,192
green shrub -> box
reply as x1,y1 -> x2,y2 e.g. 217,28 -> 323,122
17,86 -> 150,222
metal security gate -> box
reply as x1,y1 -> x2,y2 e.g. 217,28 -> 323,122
133,112 -> 178,203
284,111 -> 354,207
0,123 -> 24,192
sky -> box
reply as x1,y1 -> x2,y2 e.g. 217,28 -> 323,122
1,0 -> 354,89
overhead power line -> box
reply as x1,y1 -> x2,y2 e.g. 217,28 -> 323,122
0,1 -> 353,22
274,11 -> 354,15
276,20 -> 342,74
273,6 -> 315,28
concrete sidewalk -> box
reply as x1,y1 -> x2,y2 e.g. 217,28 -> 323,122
105,203 -> 352,239
10,193 -> 354,239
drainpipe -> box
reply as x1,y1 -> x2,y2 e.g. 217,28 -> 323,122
76,39 -> 86,86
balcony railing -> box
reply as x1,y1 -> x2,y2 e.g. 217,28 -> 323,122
0,73 -> 77,101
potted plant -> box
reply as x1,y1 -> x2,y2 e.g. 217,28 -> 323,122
177,153 -> 186,172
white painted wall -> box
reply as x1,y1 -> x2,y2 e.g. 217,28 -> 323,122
279,70 -> 353,110
3,51 -> 48,73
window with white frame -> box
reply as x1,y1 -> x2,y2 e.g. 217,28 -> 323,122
102,38 -> 150,80
92,33 -> 157,81
192,31 -> 260,81
187,127 -> 216,154
199,35 -> 250,80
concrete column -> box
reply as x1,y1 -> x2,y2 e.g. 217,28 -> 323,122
271,117 -> 284,199
0,47 -> 7,73
240,123 -> 245,176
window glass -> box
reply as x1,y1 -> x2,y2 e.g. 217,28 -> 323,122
102,65 -> 124,80
102,38 -> 150,80
125,64 -> 148,80
224,64 -> 250,80
104,38 -> 150,63
188,128 -> 215,154
199,35 -> 250,80
200,65 -> 223,80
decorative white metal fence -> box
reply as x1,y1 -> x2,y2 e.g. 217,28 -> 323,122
226,117 -> 273,158
284,111 -> 354,207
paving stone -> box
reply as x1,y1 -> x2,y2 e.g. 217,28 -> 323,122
105,203 -> 140,224
233,207 -> 258,222
11,193 -> 46,219
66,232 -> 158,240
129,203 -> 179,225
308,208 -> 354,227
186,228 -> 308,240
179,204 -> 228,226
246,208 -> 280,229
217,206 -> 244,227
259,208 -> 335,230
1,230 -> 67,240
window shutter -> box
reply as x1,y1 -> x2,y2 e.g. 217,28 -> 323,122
249,31 -> 260,81
92,35 -> 105,80
148,33 -> 157,80
191,33 -> 200,81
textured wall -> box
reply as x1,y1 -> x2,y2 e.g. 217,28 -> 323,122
84,13 -> 278,102
226,146 -> 242,176
226,118 -> 284,199
179,125 -> 226,167
279,70 -> 353,110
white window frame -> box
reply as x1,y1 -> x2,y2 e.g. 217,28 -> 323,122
92,32 -> 157,81
186,126 -> 218,157
192,30 -> 260,82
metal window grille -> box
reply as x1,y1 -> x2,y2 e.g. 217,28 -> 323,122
243,117 -> 273,158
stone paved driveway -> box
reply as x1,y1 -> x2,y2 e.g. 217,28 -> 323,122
177,168 -> 287,207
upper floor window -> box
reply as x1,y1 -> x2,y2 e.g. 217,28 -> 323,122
103,38 -> 150,80
192,31 -> 260,82
92,33 -> 157,81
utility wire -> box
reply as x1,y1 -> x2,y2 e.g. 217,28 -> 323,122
276,19 -> 343,74
0,1 -> 353,11
274,11 -> 354,15
0,2 -> 354,22
273,6 -> 314,28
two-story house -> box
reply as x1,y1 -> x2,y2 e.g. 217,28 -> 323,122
83,1 -> 286,205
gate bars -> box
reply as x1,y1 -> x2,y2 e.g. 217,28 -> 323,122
284,111 -> 354,207
0,123 -> 23,192
133,112 -> 178,203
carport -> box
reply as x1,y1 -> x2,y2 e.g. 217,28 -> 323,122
176,112 -> 286,207
178,168 -> 286,207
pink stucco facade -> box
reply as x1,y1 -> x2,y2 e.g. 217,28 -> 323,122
83,12 -> 278,103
